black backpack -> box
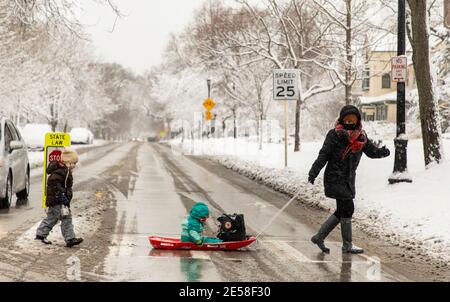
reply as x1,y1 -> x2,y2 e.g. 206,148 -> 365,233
217,214 -> 247,242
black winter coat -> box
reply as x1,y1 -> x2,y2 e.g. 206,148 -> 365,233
308,129 -> 386,200
46,161 -> 73,207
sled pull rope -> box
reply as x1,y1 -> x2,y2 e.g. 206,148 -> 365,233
255,188 -> 303,239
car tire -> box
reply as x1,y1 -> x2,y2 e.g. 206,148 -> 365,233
0,172 -> 13,209
17,169 -> 30,200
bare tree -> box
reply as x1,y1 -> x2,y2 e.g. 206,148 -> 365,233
227,0 -> 342,151
407,0 -> 443,167
8,0 -> 121,36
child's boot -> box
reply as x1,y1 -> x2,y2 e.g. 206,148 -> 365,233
66,238 -> 83,248
35,235 -> 52,245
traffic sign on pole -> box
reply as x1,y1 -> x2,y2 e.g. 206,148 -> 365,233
203,98 -> 216,111
42,132 -> 71,208
205,111 -> 213,121
273,69 -> 299,168
391,56 -> 408,82
273,69 -> 299,101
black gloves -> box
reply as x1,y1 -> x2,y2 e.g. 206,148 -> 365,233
379,146 -> 391,158
308,175 -> 315,185
57,192 -> 70,207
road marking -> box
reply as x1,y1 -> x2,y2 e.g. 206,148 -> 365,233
264,240 -> 311,262
261,240 -> 382,264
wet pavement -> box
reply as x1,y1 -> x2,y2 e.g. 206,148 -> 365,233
102,143 -> 409,282
1,142 -> 446,281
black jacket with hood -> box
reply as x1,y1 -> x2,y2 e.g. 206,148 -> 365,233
46,161 -> 73,207
308,105 -> 388,200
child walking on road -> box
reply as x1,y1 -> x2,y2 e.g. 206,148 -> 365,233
35,148 -> 83,248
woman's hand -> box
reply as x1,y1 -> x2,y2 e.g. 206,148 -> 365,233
379,146 -> 391,158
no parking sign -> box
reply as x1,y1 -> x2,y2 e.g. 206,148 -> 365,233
42,133 -> 71,208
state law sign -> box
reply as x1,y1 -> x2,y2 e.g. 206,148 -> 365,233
391,56 -> 408,83
41,132 -> 71,208
273,69 -> 299,101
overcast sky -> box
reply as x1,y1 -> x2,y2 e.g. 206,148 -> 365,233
81,0 -> 203,75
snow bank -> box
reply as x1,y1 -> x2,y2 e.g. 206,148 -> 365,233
170,136 -> 450,263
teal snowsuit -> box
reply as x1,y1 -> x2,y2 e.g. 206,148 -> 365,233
181,202 -> 222,244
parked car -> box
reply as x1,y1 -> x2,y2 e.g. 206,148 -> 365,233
0,118 -> 30,209
70,128 -> 94,145
21,123 -> 52,151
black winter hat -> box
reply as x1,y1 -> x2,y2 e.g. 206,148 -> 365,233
339,105 -> 362,124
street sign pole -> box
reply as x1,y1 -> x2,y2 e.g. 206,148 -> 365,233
284,100 -> 288,168
273,69 -> 299,169
207,79 -> 211,99
389,0 -> 412,184
445,0 -> 450,28
42,133 -> 71,208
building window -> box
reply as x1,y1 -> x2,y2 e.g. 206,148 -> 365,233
362,68 -> 370,91
376,105 -> 388,121
382,73 -> 391,89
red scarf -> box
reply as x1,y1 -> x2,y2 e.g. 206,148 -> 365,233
335,120 -> 367,159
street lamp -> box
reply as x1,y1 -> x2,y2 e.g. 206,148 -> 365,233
389,0 -> 412,184
207,79 -> 212,98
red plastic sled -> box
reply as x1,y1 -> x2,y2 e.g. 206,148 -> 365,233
149,236 -> 257,251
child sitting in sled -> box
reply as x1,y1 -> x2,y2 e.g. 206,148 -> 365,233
181,202 -> 222,246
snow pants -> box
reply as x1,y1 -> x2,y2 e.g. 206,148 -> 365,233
334,199 -> 354,219
36,205 -> 76,243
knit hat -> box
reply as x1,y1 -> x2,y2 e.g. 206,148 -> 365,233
339,105 -> 362,125
61,148 -> 78,165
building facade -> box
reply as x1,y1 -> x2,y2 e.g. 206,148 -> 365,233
357,49 -> 416,123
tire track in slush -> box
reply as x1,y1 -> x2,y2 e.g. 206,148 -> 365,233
151,144 -> 295,281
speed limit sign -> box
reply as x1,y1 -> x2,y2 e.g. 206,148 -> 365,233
273,69 -> 299,101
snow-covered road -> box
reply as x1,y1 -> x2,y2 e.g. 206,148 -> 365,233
170,135 -> 450,270
1,142 -> 448,281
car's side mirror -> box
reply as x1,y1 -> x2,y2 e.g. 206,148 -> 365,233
10,141 -> 24,151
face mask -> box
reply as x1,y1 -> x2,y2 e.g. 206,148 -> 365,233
343,123 -> 356,131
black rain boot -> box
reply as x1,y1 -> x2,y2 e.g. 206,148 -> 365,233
311,214 -> 340,253
66,238 -> 83,248
340,218 -> 364,254
35,235 -> 52,245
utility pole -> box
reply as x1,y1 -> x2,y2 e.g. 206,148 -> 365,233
389,0 -> 412,184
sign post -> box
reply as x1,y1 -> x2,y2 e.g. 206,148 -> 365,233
284,100 -> 289,168
273,69 -> 299,168
42,132 -> 71,208
389,0 -> 412,185
445,0 -> 450,28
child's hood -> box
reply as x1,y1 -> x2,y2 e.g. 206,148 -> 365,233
47,161 -> 67,176
189,202 -> 209,220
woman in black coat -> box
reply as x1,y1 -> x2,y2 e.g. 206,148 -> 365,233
308,105 -> 390,254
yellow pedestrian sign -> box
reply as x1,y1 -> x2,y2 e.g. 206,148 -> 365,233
203,98 -> 216,111
205,111 -> 213,121
42,132 -> 71,208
